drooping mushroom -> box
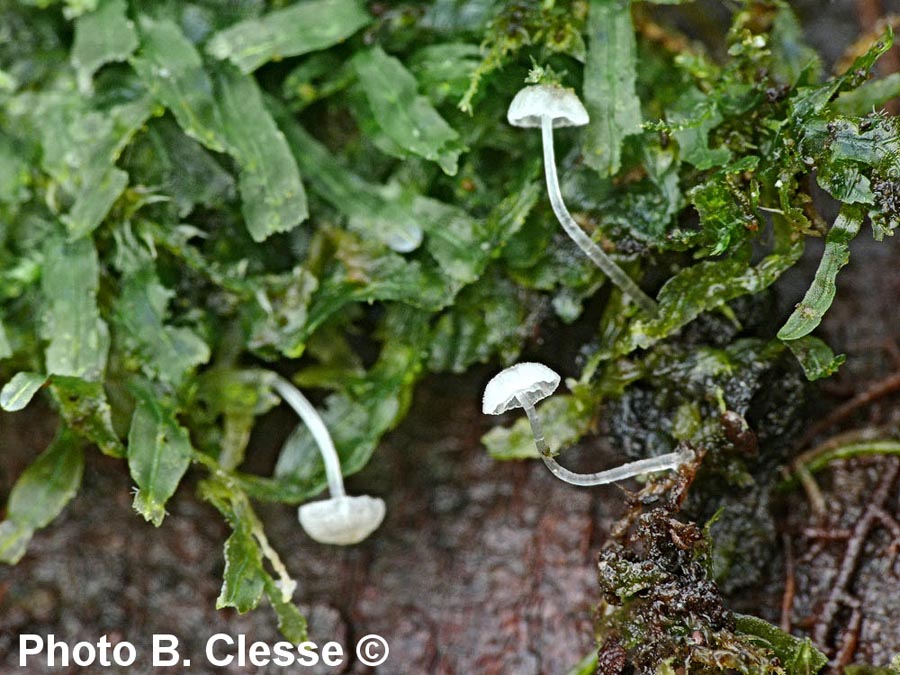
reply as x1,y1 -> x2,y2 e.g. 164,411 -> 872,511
507,84 -> 658,316
269,374 -> 385,545
483,362 -> 689,486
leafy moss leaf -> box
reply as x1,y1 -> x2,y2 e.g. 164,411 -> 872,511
131,16 -> 227,152
207,0 -> 370,74
735,614 -> 828,675
23,91 -> 151,237
200,478 -> 306,640
0,430 -> 85,564
115,265 -> 211,387
778,204 -> 864,340
671,86 -> 731,170
126,383 -> 193,526
213,64 -> 309,241
243,266 -> 319,360
688,160 -> 759,255
264,577 -> 308,643
71,0 -> 138,92
138,117 -> 236,217
605,242 -> 803,359
428,276 -> 527,373
783,335 -> 845,380
353,46 -> 465,175
0,321 -> 10,360
0,372 -> 47,412
835,72 -> 900,115
41,235 -> 109,381
50,376 -> 124,457
133,17 -> 308,240
218,525 -> 265,612
582,0 -> 642,175
275,107 -> 424,252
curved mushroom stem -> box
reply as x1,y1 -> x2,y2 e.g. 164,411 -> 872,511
269,374 -> 346,499
540,116 -> 658,317
517,393 -> 689,486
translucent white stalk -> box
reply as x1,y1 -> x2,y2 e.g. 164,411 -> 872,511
518,393 -> 688,486
540,115 -> 659,317
269,374 -> 345,499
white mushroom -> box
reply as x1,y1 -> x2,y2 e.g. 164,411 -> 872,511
483,362 -> 690,486
296,494 -> 386,546
269,374 -> 385,545
508,84 -> 658,316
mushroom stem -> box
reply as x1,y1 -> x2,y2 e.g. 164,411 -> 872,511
540,116 -> 658,316
518,393 -> 689,486
269,374 -> 346,499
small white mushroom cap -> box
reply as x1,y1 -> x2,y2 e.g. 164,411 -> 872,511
507,84 -> 590,128
298,495 -> 386,546
482,362 -> 561,415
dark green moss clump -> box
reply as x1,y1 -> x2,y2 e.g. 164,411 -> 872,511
595,472 -> 826,675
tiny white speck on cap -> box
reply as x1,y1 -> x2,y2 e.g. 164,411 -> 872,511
507,84 -> 590,129
299,495 -> 386,546
482,362 -> 561,415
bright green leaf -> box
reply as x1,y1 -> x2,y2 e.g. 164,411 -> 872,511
0,431 -> 85,564
274,107 -> 424,252
51,376 -> 124,458
207,0 -> 370,74
353,46 -> 464,175
41,235 -> 109,380
0,372 -> 48,412
778,204 -> 865,340
115,265 -> 211,387
582,0 -> 642,175
835,72 -> 900,115
783,335 -> 845,381
131,16 -> 227,152
606,241 -> 803,359
735,614 -> 828,675
71,0 -> 139,92
127,384 -> 193,526
218,526 -> 265,612
264,577 -> 308,643
213,64 -> 308,242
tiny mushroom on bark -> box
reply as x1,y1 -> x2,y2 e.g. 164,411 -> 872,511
483,362 -> 691,486
269,374 -> 385,545
507,84 -> 658,316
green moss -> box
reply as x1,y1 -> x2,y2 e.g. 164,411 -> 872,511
2,0 -> 899,651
